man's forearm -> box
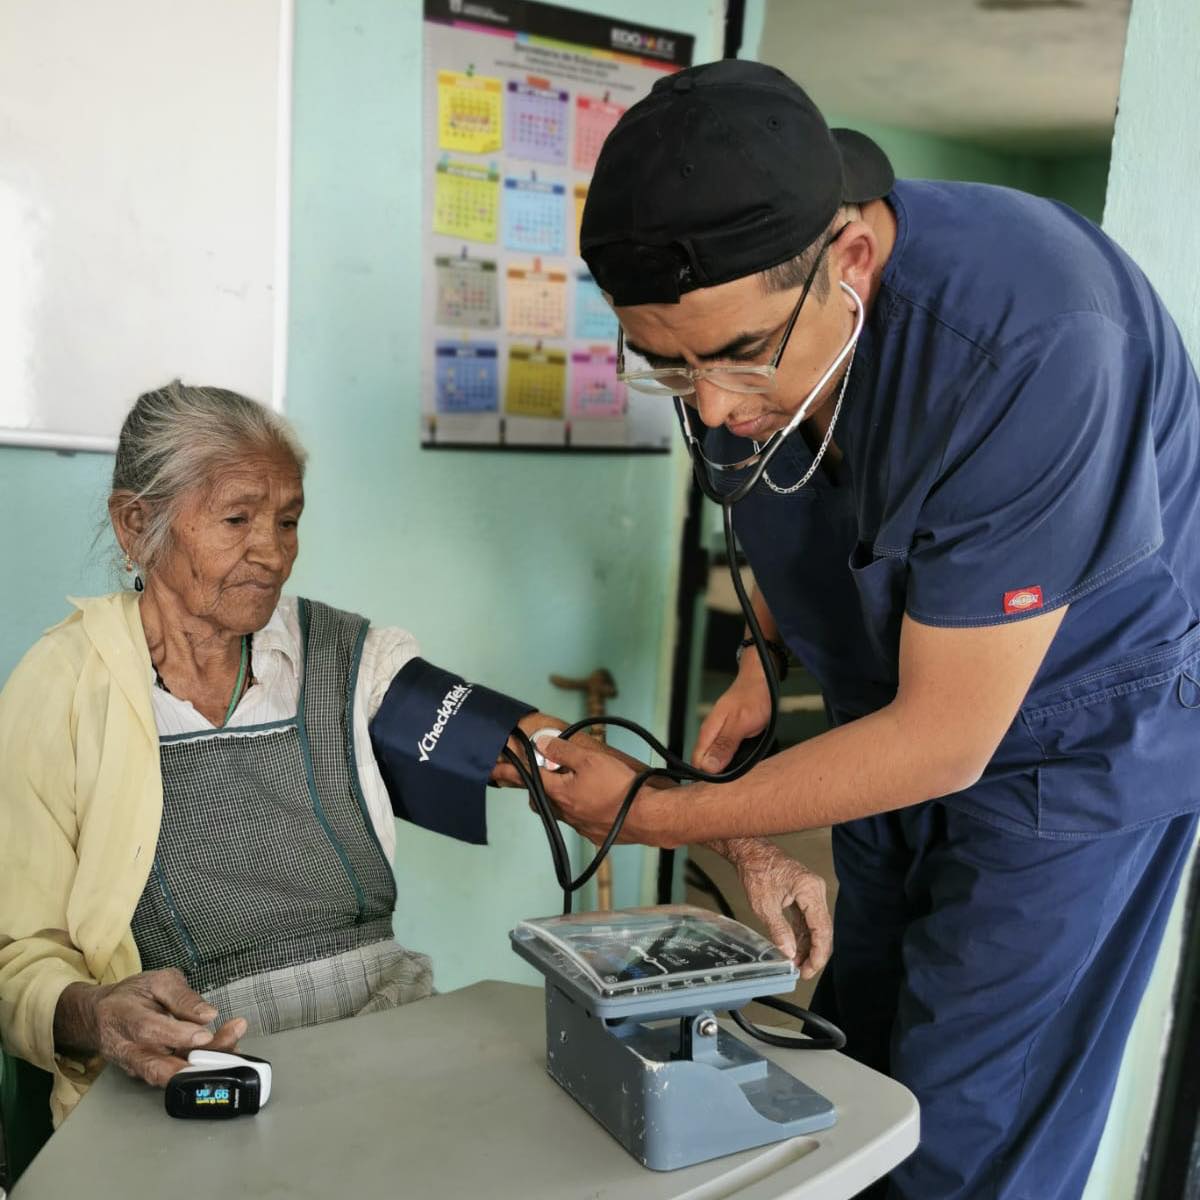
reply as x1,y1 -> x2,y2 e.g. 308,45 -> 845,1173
649,702 -> 979,847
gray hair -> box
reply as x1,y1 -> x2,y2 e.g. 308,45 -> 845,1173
110,380 -> 307,574
760,205 -> 861,301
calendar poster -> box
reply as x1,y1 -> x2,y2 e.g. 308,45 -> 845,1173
421,0 -> 692,450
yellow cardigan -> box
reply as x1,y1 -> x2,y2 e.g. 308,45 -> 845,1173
0,592 -> 162,1124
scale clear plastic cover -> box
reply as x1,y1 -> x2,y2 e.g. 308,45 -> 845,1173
514,905 -> 794,998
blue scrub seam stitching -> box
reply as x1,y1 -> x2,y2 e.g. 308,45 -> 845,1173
905,537 -> 1161,628
1024,647 -> 1200,721
1033,805 -> 1200,842
1048,616 -> 1200,691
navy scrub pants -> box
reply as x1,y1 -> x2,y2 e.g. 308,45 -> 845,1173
812,802 -> 1198,1200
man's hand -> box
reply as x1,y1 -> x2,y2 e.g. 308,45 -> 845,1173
54,968 -> 247,1088
692,652 -> 773,773
715,839 -> 832,979
536,734 -> 673,845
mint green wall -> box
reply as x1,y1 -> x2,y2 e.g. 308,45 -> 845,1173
0,0 -> 723,993
828,114 -> 1041,192
0,450 -> 114,663
1040,150 -> 1112,223
828,114 -> 1111,222
1083,0 -> 1200,1193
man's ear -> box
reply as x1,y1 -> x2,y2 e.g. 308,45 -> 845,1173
833,220 -> 877,305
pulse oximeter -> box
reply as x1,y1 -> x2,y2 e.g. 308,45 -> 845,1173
165,1049 -> 273,1119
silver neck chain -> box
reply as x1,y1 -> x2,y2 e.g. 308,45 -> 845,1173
757,351 -> 856,496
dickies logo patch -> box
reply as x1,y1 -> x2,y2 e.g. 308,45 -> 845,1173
1004,586 -> 1044,614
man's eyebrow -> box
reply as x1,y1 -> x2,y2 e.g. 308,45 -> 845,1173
625,328 -> 775,365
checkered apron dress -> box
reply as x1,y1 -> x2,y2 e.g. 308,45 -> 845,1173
131,599 -> 432,1035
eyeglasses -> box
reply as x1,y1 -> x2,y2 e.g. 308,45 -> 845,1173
615,224 -> 848,397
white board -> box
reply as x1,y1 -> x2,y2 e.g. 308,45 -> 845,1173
0,0 -> 292,452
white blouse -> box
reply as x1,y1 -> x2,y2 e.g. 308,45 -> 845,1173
149,596 -> 419,862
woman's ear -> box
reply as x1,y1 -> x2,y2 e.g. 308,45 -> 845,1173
108,492 -> 146,558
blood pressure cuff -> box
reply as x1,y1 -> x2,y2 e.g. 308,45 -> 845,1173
369,658 -> 535,845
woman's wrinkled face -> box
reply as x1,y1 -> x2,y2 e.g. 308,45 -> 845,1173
154,451 -> 303,634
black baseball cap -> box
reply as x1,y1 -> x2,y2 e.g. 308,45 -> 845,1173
580,60 -> 894,306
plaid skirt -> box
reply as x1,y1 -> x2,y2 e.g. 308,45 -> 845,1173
202,937 -> 434,1037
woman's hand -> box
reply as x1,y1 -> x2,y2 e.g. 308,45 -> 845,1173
55,968 -> 247,1087
490,712 -> 567,788
718,839 -> 832,979
692,651 -> 774,773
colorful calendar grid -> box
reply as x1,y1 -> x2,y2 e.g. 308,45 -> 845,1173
573,94 -> 626,172
435,340 -> 499,413
571,348 -> 626,419
434,160 -> 500,243
505,344 -> 566,418
506,80 -> 569,164
437,71 -> 503,155
573,184 -> 587,256
574,273 -> 618,341
435,255 -> 500,329
506,264 -> 567,338
502,177 -> 566,255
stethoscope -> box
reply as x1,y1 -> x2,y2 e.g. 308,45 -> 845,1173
673,281 -> 865,506
506,292 -> 863,1051
508,281 -> 867,909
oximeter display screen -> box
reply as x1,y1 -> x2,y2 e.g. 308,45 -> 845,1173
166,1067 -> 262,1119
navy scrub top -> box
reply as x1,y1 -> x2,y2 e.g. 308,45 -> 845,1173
710,180 -> 1200,839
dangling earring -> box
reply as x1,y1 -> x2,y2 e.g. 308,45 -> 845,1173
124,553 -> 144,592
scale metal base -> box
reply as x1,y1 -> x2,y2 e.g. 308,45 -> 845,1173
512,907 -> 837,1172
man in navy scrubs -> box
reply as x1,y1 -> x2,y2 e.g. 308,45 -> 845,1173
539,60 -> 1200,1200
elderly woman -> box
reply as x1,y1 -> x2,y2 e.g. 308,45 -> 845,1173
0,382 -> 831,1135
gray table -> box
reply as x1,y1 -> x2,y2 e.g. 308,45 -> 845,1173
16,981 -> 918,1199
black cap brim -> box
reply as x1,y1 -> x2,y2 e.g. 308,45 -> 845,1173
832,128 -> 895,204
